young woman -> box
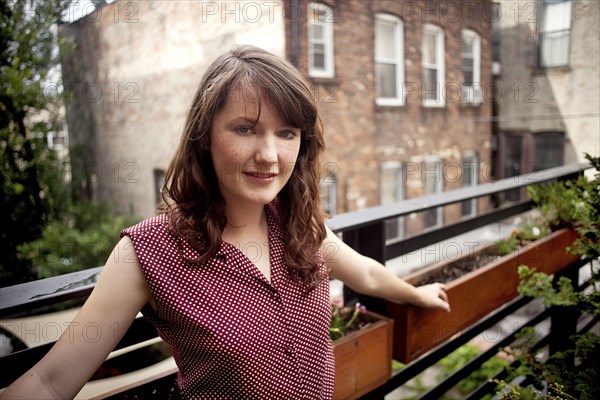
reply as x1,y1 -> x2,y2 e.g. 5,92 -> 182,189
1,45 -> 449,399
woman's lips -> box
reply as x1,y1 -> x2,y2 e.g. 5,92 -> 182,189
243,171 -> 277,183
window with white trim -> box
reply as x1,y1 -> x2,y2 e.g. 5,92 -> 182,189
539,0 -> 572,68
375,14 -> 404,105
461,152 -> 478,217
308,2 -> 335,78
423,157 -> 443,228
422,24 -> 445,106
461,29 -> 481,104
380,162 -> 405,241
320,175 -> 337,215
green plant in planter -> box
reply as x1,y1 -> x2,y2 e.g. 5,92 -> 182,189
513,216 -> 552,242
494,215 -> 551,256
492,153 -> 600,400
528,153 -> 600,249
494,267 -> 600,400
329,302 -> 368,341
495,236 -> 520,256
527,182 -> 579,230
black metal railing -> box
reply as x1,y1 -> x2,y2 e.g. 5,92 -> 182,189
0,163 -> 593,398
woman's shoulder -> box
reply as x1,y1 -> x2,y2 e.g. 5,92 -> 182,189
121,213 -> 171,239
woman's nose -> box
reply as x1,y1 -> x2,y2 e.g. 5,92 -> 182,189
254,135 -> 278,165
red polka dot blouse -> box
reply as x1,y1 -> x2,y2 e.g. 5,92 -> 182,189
121,203 -> 334,399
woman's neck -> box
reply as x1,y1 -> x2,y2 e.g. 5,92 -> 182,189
223,203 -> 266,232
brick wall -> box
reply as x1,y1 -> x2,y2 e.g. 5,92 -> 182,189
287,0 -> 494,232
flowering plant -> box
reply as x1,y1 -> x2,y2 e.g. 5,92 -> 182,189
329,302 -> 368,341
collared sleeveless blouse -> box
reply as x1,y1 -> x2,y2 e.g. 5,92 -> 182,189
120,204 -> 334,399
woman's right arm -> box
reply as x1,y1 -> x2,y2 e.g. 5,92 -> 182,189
1,236 -> 152,399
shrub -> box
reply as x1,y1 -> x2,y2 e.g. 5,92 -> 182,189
18,201 -> 139,278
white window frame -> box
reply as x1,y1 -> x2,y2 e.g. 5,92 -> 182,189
538,0 -> 572,68
375,14 -> 404,106
380,161 -> 405,242
461,151 -> 478,218
422,24 -> 445,107
423,157 -> 443,228
461,29 -> 482,104
308,2 -> 335,78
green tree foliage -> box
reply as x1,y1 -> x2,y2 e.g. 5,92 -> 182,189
1,0 -> 72,285
18,201 -> 139,278
503,267 -> 600,400
528,153 -> 600,261
568,153 -> 600,261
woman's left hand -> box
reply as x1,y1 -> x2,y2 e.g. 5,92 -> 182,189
414,283 -> 451,312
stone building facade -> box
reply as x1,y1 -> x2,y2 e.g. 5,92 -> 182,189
61,0 -> 494,239
492,0 -> 599,181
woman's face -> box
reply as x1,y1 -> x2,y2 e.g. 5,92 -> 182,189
210,92 -> 302,209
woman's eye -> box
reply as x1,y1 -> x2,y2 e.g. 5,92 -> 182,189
234,126 -> 252,135
279,130 -> 297,139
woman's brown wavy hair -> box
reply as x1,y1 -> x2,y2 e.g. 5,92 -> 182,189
160,45 -> 327,287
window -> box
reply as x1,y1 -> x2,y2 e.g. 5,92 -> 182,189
320,175 -> 337,215
501,133 -> 525,201
539,0 -> 572,68
461,152 -> 478,217
308,2 -> 334,78
499,131 -> 565,202
423,157 -> 443,228
380,162 -> 405,241
533,132 -> 564,171
154,169 -> 165,205
46,122 -> 69,150
461,30 -> 481,104
422,24 -> 445,106
375,14 -> 404,105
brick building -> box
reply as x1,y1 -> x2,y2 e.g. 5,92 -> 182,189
61,0 -> 494,239
492,0 -> 599,184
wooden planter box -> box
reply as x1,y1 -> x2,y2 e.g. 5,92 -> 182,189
386,228 -> 580,363
333,311 -> 394,400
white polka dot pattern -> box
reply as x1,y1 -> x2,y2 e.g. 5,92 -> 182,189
121,204 -> 334,399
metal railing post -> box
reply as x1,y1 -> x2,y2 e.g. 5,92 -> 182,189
548,262 -> 581,366
342,221 -> 387,314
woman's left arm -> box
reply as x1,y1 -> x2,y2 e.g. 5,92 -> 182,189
323,225 -> 450,312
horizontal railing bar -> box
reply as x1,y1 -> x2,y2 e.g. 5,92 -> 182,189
0,316 -> 159,388
359,294 -> 535,398
0,341 -> 53,388
329,163 -> 586,233
0,267 -> 103,318
467,311 -> 584,400
417,306 -> 551,399
385,199 -> 532,260
464,360 -> 514,400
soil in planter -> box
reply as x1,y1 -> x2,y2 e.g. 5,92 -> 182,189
413,246 -> 502,286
